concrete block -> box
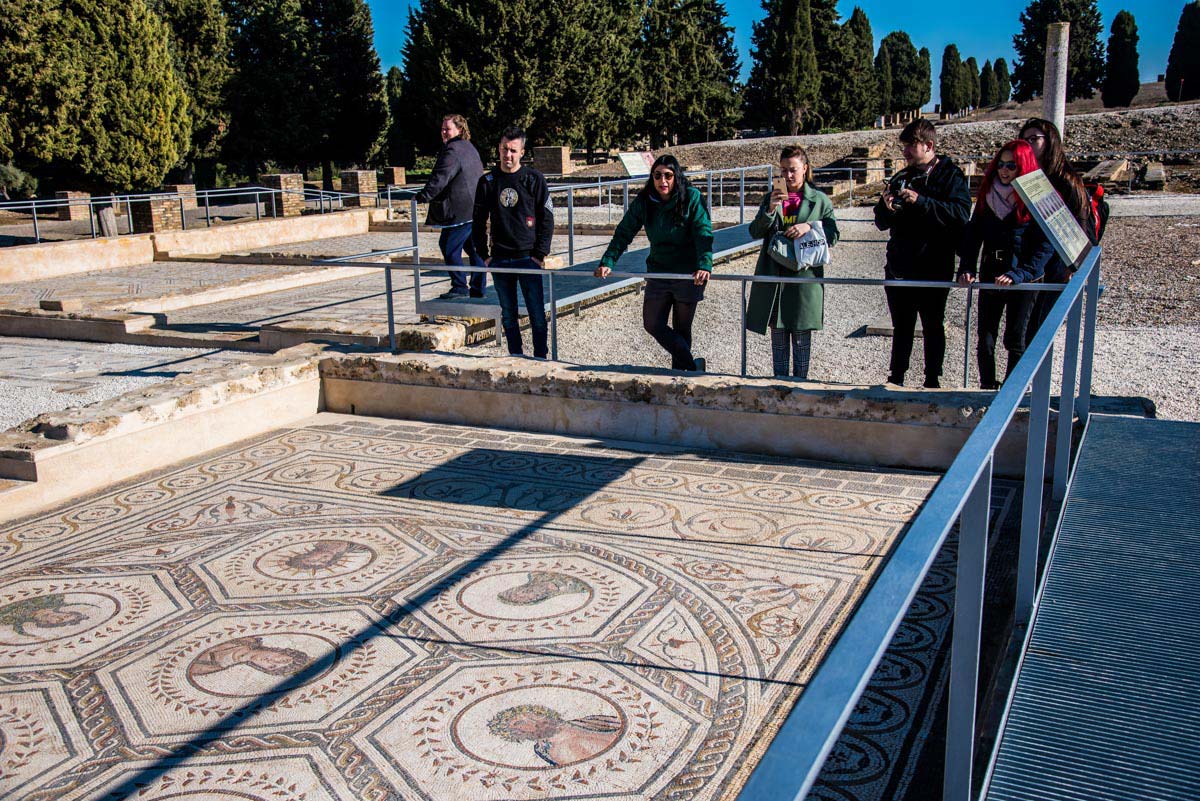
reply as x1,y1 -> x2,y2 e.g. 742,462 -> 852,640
39,299 -> 83,312
0,235 -> 156,284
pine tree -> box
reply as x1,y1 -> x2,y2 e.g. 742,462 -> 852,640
819,7 -> 879,129
1101,10 -> 1140,107
1166,1 -> 1200,101
940,44 -> 965,114
147,0 -> 230,183
0,0 -> 191,190
383,67 -> 415,168
744,0 -> 820,134
980,59 -> 999,106
1012,0 -> 1105,102
875,43 -> 893,116
224,0 -> 316,173
995,57 -> 1012,101
563,0 -> 644,154
917,47 -> 933,108
965,56 -> 981,109
879,31 -> 922,113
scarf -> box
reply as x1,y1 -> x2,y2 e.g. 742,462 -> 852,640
986,181 -> 1018,220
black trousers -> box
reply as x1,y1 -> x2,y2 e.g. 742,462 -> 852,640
976,287 -> 1035,388
642,278 -> 703,371
885,285 -> 949,383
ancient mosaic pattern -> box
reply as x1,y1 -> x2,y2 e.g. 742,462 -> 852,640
0,414 -> 944,801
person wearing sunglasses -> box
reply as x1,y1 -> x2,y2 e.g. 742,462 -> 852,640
956,140 -> 1055,389
595,154 -> 713,372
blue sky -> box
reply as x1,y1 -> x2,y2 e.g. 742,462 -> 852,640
366,0 -> 1179,107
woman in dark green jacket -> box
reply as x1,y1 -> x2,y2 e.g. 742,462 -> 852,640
745,145 -> 839,379
595,155 -> 713,371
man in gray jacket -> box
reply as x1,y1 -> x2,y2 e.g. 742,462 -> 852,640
416,114 -> 486,298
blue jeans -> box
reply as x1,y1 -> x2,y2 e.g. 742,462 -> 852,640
492,257 -> 547,357
440,223 -> 486,295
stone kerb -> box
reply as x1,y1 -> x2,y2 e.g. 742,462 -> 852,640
261,173 -> 306,217
55,191 -> 91,221
164,183 -> 198,210
131,196 -> 184,233
150,208 -> 372,258
0,236 -> 157,284
340,170 -> 377,208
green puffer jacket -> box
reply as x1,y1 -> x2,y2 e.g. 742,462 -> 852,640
599,186 -> 713,274
745,183 -> 839,333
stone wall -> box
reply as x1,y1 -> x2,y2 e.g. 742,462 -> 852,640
383,167 -> 407,186
55,191 -> 91,222
164,183 -> 198,210
131,197 -> 184,233
533,147 -> 573,176
340,170 -> 377,208
261,173 -> 306,217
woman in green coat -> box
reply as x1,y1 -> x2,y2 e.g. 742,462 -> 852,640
745,145 -> 839,379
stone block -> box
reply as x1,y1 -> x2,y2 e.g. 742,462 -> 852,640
39,299 -> 84,312
851,143 -> 888,159
261,173 -> 306,217
533,146 -> 573,176
340,170 -> 378,208
383,167 -> 407,186
55,191 -> 91,222
164,183 -> 198,210
131,196 -> 184,233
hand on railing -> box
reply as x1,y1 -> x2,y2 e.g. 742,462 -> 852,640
594,265 -> 611,279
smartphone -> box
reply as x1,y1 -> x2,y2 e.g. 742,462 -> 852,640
773,175 -> 787,196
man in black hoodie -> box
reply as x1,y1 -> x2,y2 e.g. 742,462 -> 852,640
416,114 -> 487,298
473,126 -> 554,358
874,118 -> 971,388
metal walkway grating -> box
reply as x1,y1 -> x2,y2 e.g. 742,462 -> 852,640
985,414 -> 1200,801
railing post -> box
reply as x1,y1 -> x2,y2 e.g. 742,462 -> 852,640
623,181 -> 629,213
1077,258 -> 1101,421
205,192 -> 212,227
962,285 -> 974,388
31,205 -> 40,243
384,264 -> 397,352
848,167 -> 854,204
1016,349 -> 1054,628
740,280 -> 748,377
739,168 -> 746,225
179,197 -> 187,230
944,456 -> 992,801
125,197 -> 134,234
549,271 -> 558,361
707,171 -> 714,216
567,187 -> 575,267
254,192 -> 261,220
387,185 -> 393,215
410,197 -> 420,265
1052,290 -> 1083,501
89,201 -> 97,239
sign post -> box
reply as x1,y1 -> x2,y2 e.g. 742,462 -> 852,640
1013,169 -> 1092,269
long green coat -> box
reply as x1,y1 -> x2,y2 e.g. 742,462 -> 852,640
745,183 -> 839,333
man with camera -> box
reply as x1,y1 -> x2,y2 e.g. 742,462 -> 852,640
874,119 -> 971,388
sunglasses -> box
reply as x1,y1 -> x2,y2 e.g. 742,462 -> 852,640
652,170 -> 675,180
1022,134 -> 1046,142
997,160 -> 1019,171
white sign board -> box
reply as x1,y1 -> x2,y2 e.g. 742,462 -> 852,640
618,152 -> 655,178
1013,169 -> 1092,269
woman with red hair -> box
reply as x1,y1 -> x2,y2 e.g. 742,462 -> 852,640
957,139 -> 1055,389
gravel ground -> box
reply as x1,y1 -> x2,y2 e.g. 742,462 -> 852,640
472,205 -> 1200,422
0,338 -> 254,430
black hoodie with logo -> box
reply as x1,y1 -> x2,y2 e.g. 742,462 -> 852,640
472,166 -> 554,262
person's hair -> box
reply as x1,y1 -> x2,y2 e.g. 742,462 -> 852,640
977,139 -> 1039,223
1018,117 -> 1088,223
899,118 -> 937,147
639,154 -> 693,225
779,144 -> 814,185
499,125 -> 527,145
442,114 -> 470,141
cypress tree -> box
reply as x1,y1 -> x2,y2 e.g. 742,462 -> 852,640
1012,0 -> 1105,101
744,0 -> 820,134
1165,1 -> 1200,101
965,56 -> 981,109
0,0 -> 190,190
980,59 -> 999,106
940,44 -> 965,114
880,31 -> 922,112
147,0 -> 230,183
383,67 -> 415,168
819,7 -> 879,129
995,57 -> 1012,101
1102,10 -> 1140,107
875,42 -> 893,117
917,47 -> 933,109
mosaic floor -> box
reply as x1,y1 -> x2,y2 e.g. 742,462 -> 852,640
0,413 -> 947,801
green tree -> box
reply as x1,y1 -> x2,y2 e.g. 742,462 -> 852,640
566,0 -> 645,154
980,59 -> 999,106
0,0 -> 191,190
964,56 -> 981,109
940,44 -> 965,114
917,47 -> 933,108
224,0 -> 316,174
1102,10 -> 1140,107
819,7 -> 879,129
303,0 -> 387,188
147,0 -> 230,184
1011,0 -> 1105,102
880,31 -> 922,112
383,67 -> 414,168
744,0 -> 820,134
995,57 -> 1012,101
1166,1 -> 1200,101
875,42 -> 893,116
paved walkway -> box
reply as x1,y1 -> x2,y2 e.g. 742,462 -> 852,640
0,413 -> 942,800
